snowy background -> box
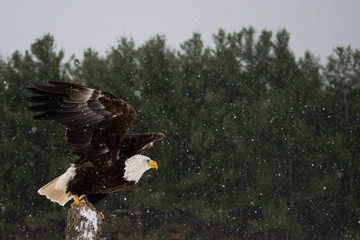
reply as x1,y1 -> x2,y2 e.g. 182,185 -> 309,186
0,0 -> 359,62
0,1 -> 360,239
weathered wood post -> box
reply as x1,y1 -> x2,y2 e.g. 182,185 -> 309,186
65,203 -> 102,240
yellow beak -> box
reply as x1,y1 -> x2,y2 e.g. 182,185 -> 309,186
149,160 -> 158,170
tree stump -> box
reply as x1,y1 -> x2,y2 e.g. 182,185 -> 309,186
65,203 -> 102,240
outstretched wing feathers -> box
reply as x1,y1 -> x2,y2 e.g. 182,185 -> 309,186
27,85 -> 92,103
66,127 -> 93,147
121,132 -> 165,157
27,81 -> 137,162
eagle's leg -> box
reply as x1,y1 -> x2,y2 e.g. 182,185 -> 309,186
71,195 -> 85,206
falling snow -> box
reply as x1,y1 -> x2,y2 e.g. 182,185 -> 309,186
1,27 -> 360,240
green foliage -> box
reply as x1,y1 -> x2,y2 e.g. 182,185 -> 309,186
0,29 -> 360,239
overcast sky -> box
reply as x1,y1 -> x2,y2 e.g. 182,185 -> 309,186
0,0 -> 359,62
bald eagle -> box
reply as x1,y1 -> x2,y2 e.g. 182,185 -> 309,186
27,81 -> 164,207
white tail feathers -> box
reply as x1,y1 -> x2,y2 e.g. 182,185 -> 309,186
37,165 -> 76,206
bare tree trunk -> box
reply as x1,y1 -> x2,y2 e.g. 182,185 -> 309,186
65,203 -> 102,240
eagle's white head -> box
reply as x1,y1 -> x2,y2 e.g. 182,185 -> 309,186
123,154 -> 158,183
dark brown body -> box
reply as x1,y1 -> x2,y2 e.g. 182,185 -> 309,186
68,154 -> 130,195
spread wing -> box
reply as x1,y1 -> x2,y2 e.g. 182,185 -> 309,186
121,132 -> 165,157
27,81 -> 137,163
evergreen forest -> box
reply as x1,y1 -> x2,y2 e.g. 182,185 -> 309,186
0,27 -> 360,239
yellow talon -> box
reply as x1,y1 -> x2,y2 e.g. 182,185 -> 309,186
71,195 -> 85,206
98,212 -> 104,219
